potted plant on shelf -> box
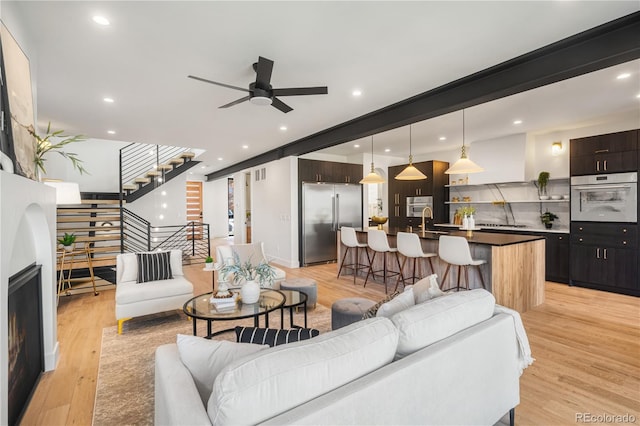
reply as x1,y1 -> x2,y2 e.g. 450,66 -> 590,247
537,171 -> 550,200
540,211 -> 559,229
58,232 -> 76,251
220,252 -> 276,304
204,255 -> 215,271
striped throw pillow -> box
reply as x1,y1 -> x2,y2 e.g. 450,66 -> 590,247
235,326 -> 320,347
136,251 -> 173,283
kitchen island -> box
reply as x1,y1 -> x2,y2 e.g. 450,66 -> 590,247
337,228 -> 545,313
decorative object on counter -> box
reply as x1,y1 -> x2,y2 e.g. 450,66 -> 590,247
371,215 -> 388,230
551,195 -> 562,200
537,171 -> 550,200
220,251 -> 276,304
540,211 -> 559,229
460,206 -> 476,231
58,232 -> 76,251
395,125 -> 427,181
204,256 -> 215,270
445,109 -> 484,175
360,136 -> 386,184
453,208 -> 463,225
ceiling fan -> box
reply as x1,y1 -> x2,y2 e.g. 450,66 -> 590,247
188,56 -> 328,113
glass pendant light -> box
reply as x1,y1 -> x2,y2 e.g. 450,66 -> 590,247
359,136 -> 386,184
445,109 -> 484,174
395,125 -> 427,180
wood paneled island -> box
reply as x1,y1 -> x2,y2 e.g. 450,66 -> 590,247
338,228 -> 545,313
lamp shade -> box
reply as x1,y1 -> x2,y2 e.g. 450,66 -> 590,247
43,180 -> 81,204
395,159 -> 427,180
444,146 -> 484,174
360,136 -> 386,184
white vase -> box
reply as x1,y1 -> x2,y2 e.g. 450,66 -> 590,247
241,280 -> 261,304
462,215 -> 469,230
204,262 -> 215,271
468,214 -> 475,229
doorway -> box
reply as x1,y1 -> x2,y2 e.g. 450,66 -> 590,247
227,178 -> 234,236
186,181 -> 203,240
245,172 -> 252,243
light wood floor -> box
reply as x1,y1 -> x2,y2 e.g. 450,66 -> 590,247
20,246 -> 640,425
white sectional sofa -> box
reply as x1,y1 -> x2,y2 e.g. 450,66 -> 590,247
155,289 -> 532,425
115,250 -> 193,334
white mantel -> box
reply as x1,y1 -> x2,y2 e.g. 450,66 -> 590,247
0,172 -> 59,425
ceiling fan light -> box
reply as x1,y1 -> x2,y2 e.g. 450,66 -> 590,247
250,96 -> 272,106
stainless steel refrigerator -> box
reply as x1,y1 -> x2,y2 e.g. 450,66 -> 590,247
302,182 -> 362,265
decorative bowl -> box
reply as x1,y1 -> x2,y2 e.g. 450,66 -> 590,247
563,194 -> 570,200
371,216 -> 388,225
551,195 -> 562,200
539,195 -> 550,200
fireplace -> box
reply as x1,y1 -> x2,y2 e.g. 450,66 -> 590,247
8,263 -> 43,426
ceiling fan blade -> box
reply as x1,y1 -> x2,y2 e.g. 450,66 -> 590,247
187,75 -> 249,93
271,97 -> 293,113
219,96 -> 251,108
272,86 -> 328,96
255,56 -> 274,89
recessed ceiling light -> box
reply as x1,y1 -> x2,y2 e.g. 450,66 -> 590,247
636,93 -> 640,99
159,214 -> 164,220
513,120 -> 522,125
92,16 -> 110,26
107,130 -> 115,135
200,165 -> 206,169
439,136 -> 446,141
161,191 -> 167,196
354,144 -> 360,148
242,145 -> 249,149
279,126 -> 287,131
617,73 -> 631,80
157,177 -> 163,183
103,97 -> 114,103
384,148 -> 391,153
352,89 -> 362,97
217,157 -> 223,161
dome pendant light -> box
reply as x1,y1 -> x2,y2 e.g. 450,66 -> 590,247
395,125 -> 427,180
445,109 -> 484,175
359,136 -> 386,184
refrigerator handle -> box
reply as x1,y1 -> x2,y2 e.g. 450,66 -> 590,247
331,195 -> 336,231
335,193 -> 340,230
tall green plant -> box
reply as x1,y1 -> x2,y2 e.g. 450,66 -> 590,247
30,122 -> 88,176
537,171 -> 550,195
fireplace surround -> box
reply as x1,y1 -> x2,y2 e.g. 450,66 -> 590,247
1,172 -> 58,425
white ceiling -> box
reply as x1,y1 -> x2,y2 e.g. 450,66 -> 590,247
4,1 -> 640,174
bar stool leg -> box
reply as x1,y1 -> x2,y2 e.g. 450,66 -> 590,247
395,252 -> 404,290
456,265 -> 462,291
476,265 -> 486,289
353,246 -> 359,285
394,256 -> 408,292
364,251 -> 377,287
382,252 -> 388,294
337,246 -> 350,278
442,264 -> 452,290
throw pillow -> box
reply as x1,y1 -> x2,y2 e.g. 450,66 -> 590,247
361,291 -> 400,319
176,334 -> 267,405
412,274 -> 444,304
235,326 -> 320,347
136,251 -> 172,283
376,288 -> 416,318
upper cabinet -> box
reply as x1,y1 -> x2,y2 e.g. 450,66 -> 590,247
298,159 -> 362,184
570,130 -> 639,176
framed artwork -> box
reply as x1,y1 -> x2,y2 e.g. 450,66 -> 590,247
1,22 -> 37,180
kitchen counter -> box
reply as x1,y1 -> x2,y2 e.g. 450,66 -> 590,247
434,223 -> 569,234
339,228 -> 545,313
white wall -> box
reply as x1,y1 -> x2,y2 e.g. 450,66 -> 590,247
126,173 -> 192,226
203,176 -> 230,239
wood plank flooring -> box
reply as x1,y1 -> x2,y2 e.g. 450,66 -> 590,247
19,243 -> 640,425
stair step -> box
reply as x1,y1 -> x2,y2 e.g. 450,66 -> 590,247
168,158 -> 184,165
180,152 -> 196,159
134,177 -> 151,184
57,208 -> 120,214
122,184 -> 138,190
57,216 -> 121,223
157,164 -> 174,170
146,170 -> 162,177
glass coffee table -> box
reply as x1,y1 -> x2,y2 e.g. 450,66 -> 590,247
279,290 -> 308,329
183,289 -> 285,338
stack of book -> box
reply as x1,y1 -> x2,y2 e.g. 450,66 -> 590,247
210,293 -> 238,311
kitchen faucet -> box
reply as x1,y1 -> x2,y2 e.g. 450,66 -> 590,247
421,206 -> 433,237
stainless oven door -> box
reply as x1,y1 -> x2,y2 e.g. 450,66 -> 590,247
406,196 -> 433,217
571,173 -> 637,222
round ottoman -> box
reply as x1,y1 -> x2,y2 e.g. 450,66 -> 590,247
331,297 -> 376,330
280,278 -> 318,309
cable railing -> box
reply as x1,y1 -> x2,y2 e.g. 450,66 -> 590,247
120,208 -> 210,262
119,142 -> 190,188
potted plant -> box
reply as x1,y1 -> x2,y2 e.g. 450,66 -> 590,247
540,211 -> 559,229
204,255 -> 215,270
220,252 -> 276,304
58,232 -> 76,251
537,171 -> 550,199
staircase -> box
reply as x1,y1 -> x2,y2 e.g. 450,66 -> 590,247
120,143 -> 200,203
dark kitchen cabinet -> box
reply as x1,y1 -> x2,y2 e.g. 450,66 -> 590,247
570,222 -> 639,295
387,160 -> 449,229
570,129 -> 639,175
298,159 -> 362,184
546,233 -> 569,284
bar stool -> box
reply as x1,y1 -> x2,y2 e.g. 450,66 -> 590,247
394,232 -> 437,292
438,235 -> 486,291
337,227 -> 372,285
364,229 -> 404,294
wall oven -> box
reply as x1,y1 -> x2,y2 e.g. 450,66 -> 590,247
406,196 -> 433,217
571,172 -> 637,222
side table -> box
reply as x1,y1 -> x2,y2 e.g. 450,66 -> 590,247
57,244 -> 98,303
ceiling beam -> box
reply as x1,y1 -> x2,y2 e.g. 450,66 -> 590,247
207,11 -> 640,181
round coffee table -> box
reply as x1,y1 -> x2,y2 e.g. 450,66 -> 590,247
183,289 -> 285,338
279,290 -> 308,329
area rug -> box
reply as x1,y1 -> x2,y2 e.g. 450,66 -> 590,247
93,304 -> 332,426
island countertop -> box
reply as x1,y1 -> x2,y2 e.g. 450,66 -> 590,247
356,227 -> 545,247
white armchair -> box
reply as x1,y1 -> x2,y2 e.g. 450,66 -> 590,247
215,243 -> 286,289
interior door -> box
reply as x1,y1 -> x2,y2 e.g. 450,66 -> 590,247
186,181 -> 203,240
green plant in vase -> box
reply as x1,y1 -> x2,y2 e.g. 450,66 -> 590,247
57,232 -> 76,251
540,211 -> 559,229
537,171 -> 550,199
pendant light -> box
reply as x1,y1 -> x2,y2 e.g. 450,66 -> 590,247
359,136 -> 386,184
395,125 -> 427,180
445,109 -> 484,174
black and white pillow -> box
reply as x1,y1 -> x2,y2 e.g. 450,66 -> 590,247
362,291 -> 400,319
136,251 -> 173,283
235,326 -> 320,347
